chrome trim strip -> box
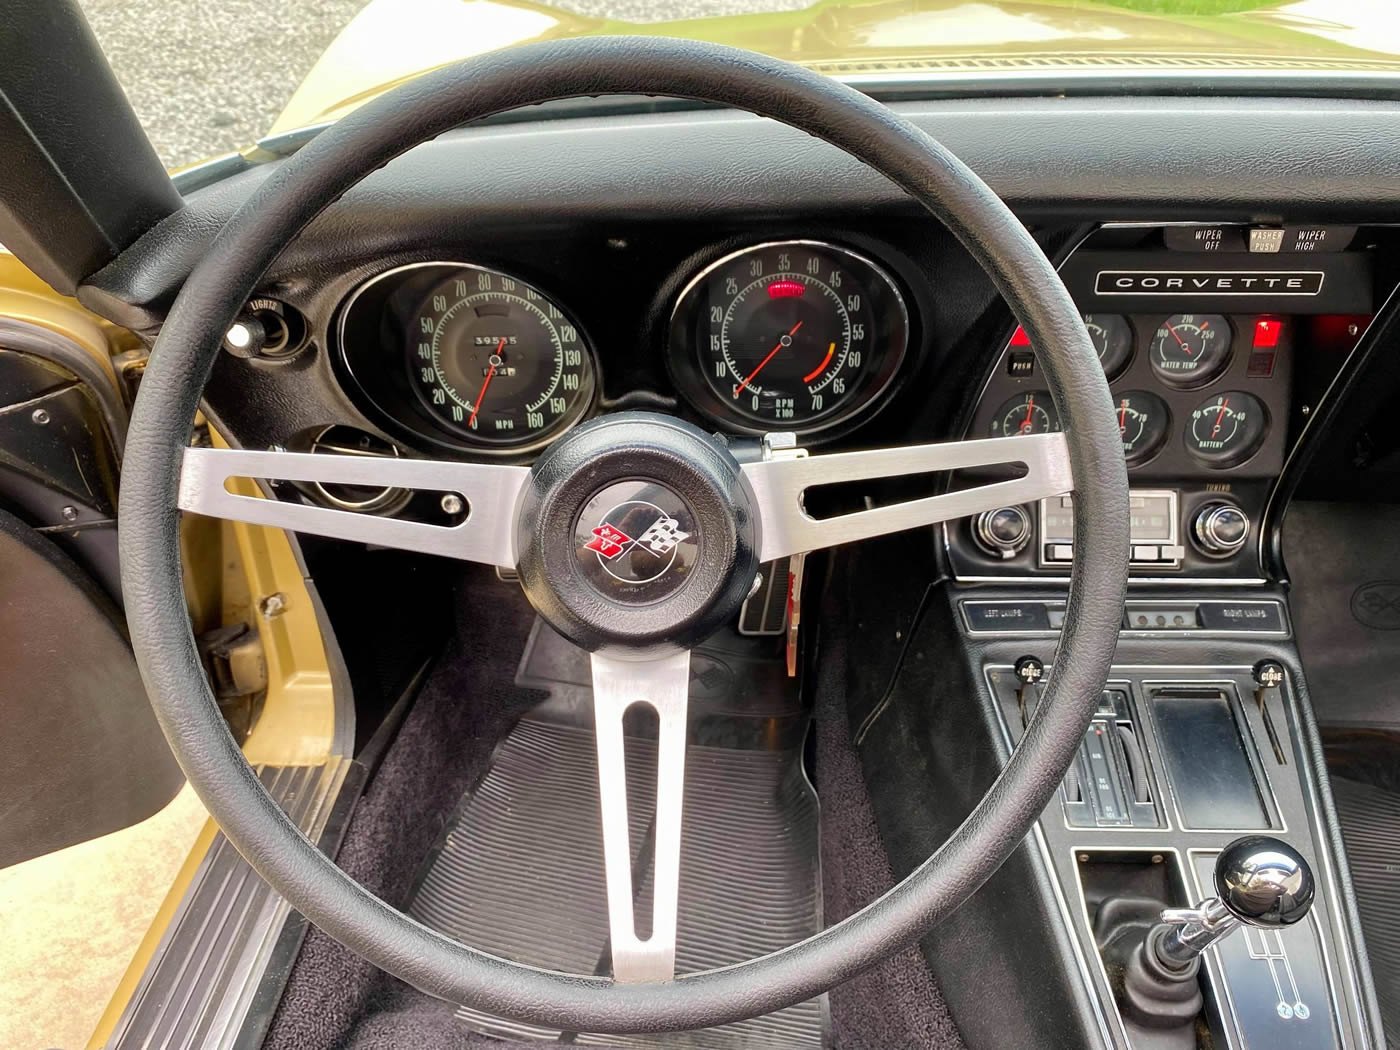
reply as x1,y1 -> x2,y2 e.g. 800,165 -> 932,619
962,598 -> 1290,638
106,759 -> 360,1050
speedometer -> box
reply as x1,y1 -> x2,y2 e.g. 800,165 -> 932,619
669,241 -> 909,434
406,265 -> 596,447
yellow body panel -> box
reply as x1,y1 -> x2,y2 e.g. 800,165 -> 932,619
268,0 -> 1400,136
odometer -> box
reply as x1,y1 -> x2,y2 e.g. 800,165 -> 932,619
670,241 -> 909,434
407,265 -> 595,448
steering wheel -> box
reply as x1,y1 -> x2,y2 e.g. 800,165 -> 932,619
118,37 -> 1128,1034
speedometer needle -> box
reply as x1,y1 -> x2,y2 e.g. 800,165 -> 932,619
467,338 -> 507,427
735,321 -> 803,397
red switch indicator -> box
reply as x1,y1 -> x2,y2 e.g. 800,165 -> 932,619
1010,325 -> 1032,347
1253,318 -> 1282,348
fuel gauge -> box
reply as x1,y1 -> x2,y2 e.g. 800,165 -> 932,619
1185,392 -> 1269,467
1083,314 -> 1133,379
1113,391 -> 1170,466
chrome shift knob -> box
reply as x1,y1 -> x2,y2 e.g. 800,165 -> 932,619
1214,835 -> 1314,927
1118,838 -> 1316,1029
1155,835 -> 1314,970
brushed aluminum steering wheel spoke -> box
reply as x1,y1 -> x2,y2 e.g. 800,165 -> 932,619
589,649 -> 690,983
177,446 -> 529,568
740,431 -> 1072,561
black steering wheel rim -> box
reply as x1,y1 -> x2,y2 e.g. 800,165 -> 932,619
118,37 -> 1129,1033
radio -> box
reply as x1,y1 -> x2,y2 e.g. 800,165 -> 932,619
1039,488 -> 1184,568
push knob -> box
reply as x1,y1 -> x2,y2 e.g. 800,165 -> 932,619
973,505 -> 1031,558
1192,501 -> 1250,558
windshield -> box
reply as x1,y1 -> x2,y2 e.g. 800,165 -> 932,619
81,0 -> 1400,171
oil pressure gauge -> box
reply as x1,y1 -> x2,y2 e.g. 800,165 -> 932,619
1185,391 -> 1269,467
1113,390 -> 1170,466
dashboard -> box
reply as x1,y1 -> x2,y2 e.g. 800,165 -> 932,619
123,97 -> 1400,592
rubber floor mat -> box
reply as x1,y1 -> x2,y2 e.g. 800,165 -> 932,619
1284,501 -> 1400,729
406,622 -> 824,1049
1330,774 -> 1400,1049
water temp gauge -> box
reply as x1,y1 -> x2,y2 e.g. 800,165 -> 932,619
1185,391 -> 1269,467
1151,314 -> 1232,387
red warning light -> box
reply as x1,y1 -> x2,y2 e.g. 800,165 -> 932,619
1010,325 -> 1032,347
1253,318 -> 1282,348
767,281 -> 806,299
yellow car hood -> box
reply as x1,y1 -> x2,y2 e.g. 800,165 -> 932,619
268,0 -> 1400,137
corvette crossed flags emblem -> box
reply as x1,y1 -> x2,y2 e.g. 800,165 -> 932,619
585,515 -> 690,560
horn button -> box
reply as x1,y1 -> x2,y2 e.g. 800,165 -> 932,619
515,413 -> 761,654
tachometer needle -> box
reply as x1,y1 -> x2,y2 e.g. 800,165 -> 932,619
735,321 -> 803,397
1022,395 -> 1036,432
1119,399 -> 1128,432
467,338 -> 507,427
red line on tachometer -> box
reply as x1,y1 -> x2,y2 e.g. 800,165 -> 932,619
802,342 -> 835,384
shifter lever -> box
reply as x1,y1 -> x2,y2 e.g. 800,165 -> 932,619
1157,834 -> 1315,967
1118,836 -> 1315,1031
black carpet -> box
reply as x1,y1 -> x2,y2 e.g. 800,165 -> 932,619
814,628 -> 966,1050
264,568 -> 965,1050
263,571 -> 548,1050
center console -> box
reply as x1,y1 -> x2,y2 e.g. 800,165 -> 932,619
932,222 -> 1398,1049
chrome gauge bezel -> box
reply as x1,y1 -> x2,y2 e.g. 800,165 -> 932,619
666,239 -> 911,437
335,261 -> 600,457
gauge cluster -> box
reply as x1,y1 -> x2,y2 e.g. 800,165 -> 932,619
334,240 -> 915,458
980,311 -> 1290,475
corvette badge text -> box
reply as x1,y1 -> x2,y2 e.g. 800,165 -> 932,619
1095,270 -> 1325,296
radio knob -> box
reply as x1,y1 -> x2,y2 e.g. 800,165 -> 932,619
1193,502 -> 1250,558
973,505 -> 1032,559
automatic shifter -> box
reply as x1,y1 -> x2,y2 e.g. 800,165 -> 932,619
1118,835 -> 1315,1031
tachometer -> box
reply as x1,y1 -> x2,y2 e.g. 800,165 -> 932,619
407,266 -> 595,447
669,241 -> 909,434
